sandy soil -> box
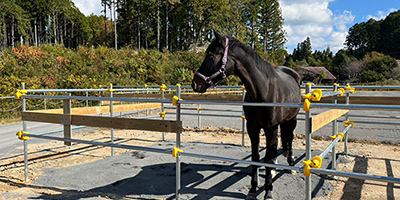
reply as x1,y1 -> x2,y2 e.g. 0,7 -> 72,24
0,126 -> 399,199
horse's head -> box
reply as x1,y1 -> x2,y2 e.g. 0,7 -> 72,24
191,31 -> 234,93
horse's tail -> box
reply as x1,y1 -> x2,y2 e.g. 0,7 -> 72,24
276,66 -> 301,86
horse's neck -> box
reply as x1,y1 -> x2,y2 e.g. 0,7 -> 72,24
233,47 -> 279,102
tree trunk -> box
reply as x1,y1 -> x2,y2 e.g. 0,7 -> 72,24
2,14 -> 6,48
104,2 -> 107,46
54,12 -> 58,45
11,16 -> 15,48
48,15 -> 51,44
114,0 -> 117,50
138,0 -> 141,50
166,1 -> 168,50
34,20 -> 38,46
157,0 -> 160,51
71,22 -> 74,48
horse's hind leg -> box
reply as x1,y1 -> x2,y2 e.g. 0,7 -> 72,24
264,126 -> 279,200
246,124 -> 261,199
280,117 -> 297,166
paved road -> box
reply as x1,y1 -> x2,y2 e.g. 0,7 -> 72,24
1,92 -> 400,160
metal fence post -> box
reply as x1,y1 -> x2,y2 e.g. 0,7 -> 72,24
305,84 -> 312,200
110,84 -> 114,156
344,91 -> 350,154
197,104 -> 201,128
241,87 -> 246,146
332,84 -> 338,169
176,84 -> 182,200
86,91 -> 89,107
44,92 -> 47,110
162,88 -> 165,141
22,83 -> 29,182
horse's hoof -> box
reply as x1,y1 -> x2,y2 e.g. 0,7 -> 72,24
287,156 -> 295,166
246,192 -> 257,200
264,191 -> 273,200
271,169 -> 277,178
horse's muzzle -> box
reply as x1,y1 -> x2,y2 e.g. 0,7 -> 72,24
191,79 -> 207,93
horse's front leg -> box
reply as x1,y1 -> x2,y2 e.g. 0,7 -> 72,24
280,117 -> 297,166
246,125 -> 261,200
264,126 -> 279,200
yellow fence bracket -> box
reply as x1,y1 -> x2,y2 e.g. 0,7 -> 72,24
160,84 -> 167,92
172,96 -> 181,106
344,120 -> 354,128
107,84 -> 115,92
173,147 -> 183,157
16,90 -> 27,99
330,132 -> 344,141
159,111 -> 166,118
344,84 -> 355,94
302,89 -> 323,102
302,156 -> 322,177
16,131 -> 29,140
338,88 -> 345,96
303,99 -> 311,112
302,88 -> 323,112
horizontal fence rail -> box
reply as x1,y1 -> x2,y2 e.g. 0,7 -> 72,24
9,83 -> 400,200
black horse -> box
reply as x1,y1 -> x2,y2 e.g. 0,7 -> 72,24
191,32 -> 301,199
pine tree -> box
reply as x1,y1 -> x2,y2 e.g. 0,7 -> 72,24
259,0 -> 286,55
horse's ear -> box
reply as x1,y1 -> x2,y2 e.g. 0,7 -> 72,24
213,30 -> 225,43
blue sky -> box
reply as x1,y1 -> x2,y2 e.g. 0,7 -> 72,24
72,0 -> 399,54
280,0 -> 399,53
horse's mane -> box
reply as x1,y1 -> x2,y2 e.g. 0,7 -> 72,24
228,37 -> 278,77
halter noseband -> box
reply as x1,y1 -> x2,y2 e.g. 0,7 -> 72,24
195,38 -> 229,88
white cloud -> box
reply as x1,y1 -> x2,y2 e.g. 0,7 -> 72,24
334,10 -> 355,32
280,0 -> 354,53
71,0 -> 103,16
366,8 -> 397,20
281,1 -> 333,25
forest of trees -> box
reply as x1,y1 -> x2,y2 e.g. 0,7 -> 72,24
1,0 -> 400,84
0,0 -> 288,63
286,10 -> 400,83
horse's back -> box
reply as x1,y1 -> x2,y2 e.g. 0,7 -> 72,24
275,66 -> 301,86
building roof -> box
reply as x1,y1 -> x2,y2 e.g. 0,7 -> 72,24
302,67 -> 336,80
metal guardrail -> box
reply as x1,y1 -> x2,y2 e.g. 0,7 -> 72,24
10,83 -> 400,200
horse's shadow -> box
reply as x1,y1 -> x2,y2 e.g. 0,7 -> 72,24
32,162 -> 252,200
29,145 -> 332,200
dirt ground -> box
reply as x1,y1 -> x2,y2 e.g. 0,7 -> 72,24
0,126 -> 399,199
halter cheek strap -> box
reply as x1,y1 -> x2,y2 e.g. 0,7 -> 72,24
195,38 -> 229,88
